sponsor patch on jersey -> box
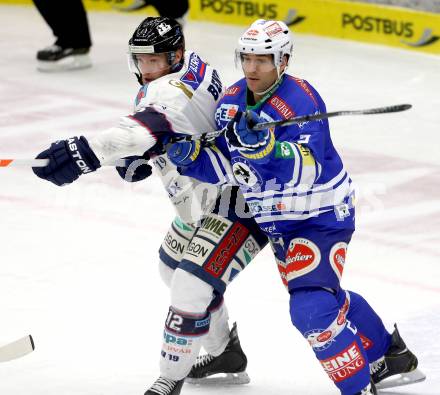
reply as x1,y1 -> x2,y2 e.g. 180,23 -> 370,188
290,77 -> 319,107
163,230 -> 188,258
248,200 -> 287,215
268,95 -> 295,119
358,333 -> 373,351
337,296 -> 350,326
329,242 -> 347,280
298,144 -> 315,166
199,214 -> 232,241
225,86 -> 240,96
135,85 -> 148,107
204,222 -> 249,278
180,53 -> 207,92
231,158 -> 262,189
215,103 -> 239,124
236,235 -> 261,265
275,141 -> 295,159
185,237 -> 215,263
264,22 -> 284,38
320,342 -> 366,383
283,238 -> 321,281
305,328 -> 336,351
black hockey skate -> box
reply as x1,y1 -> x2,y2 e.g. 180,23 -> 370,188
355,381 -> 377,395
144,376 -> 184,395
370,324 -> 426,390
185,322 -> 250,385
36,44 -> 91,72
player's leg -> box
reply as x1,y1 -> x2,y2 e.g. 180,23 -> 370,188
158,217 -> 197,287
157,213 -> 247,384
290,288 -> 374,394
33,0 -> 91,71
180,186 -> 267,383
145,187 -> 268,394
335,278 -> 425,388
274,226 -> 376,394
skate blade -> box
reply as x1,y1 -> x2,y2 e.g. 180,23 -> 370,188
37,55 -> 92,72
185,371 -> 250,386
376,368 -> 426,390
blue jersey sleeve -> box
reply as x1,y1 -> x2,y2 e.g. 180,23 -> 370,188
179,138 -> 234,186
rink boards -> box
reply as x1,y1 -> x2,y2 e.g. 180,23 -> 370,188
2,0 -> 440,54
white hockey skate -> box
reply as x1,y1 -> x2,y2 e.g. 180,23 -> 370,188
185,322 -> 250,386
371,324 -> 426,390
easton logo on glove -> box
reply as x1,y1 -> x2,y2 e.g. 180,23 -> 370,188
67,137 -> 94,174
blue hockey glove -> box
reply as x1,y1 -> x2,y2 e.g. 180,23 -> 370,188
116,152 -> 152,182
167,139 -> 201,167
32,136 -> 100,186
225,110 -> 270,150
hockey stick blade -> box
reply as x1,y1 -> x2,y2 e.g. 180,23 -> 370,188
0,335 -> 35,362
252,104 -> 412,130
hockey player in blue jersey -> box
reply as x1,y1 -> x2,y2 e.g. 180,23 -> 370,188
167,19 -> 425,395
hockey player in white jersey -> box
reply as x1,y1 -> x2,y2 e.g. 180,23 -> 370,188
32,17 -> 269,395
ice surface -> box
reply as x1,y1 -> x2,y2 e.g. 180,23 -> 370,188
0,5 -> 439,395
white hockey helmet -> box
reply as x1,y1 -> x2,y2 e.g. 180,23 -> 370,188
235,19 -> 293,77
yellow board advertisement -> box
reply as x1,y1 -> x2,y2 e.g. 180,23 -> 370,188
189,0 -> 440,54
1,0 -> 439,54
0,0 -> 158,15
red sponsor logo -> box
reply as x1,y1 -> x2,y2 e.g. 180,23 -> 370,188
185,71 -> 196,81
333,247 -> 346,276
359,333 -> 373,351
290,77 -> 319,107
225,86 -> 240,96
337,297 -> 350,326
317,330 -> 333,343
276,260 -> 288,287
227,107 -> 238,118
286,243 -> 315,271
320,342 -> 366,383
204,222 -> 249,278
276,202 -> 286,210
269,95 -> 294,120
246,29 -> 259,36
264,22 -> 283,38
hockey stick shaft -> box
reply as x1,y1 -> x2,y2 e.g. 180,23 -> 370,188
179,103 -> 412,142
1,104 -> 411,167
251,103 -> 412,130
0,159 -> 128,168
0,335 -> 35,362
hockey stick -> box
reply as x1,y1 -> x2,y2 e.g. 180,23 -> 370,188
0,159 -> 129,168
195,103 -> 412,142
1,104 -> 411,167
251,103 -> 412,130
0,335 -> 35,362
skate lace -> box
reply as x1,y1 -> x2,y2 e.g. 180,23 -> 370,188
193,353 -> 215,368
149,377 -> 178,395
369,356 -> 385,375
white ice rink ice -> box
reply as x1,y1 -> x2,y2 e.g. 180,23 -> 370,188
0,5 -> 439,395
